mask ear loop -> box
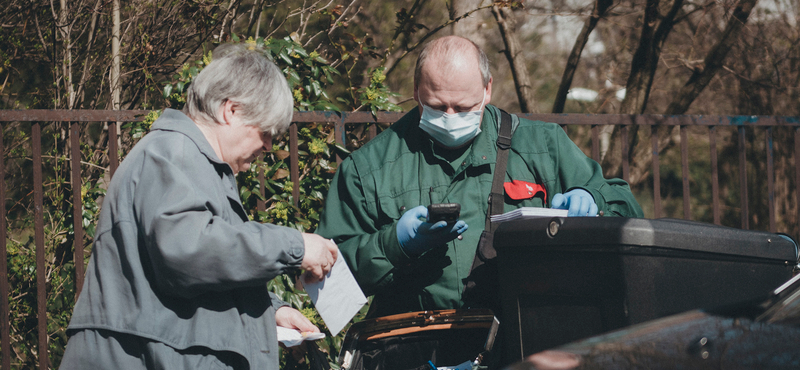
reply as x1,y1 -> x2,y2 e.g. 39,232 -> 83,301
476,88 -> 488,112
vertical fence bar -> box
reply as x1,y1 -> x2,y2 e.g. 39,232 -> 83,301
290,124 -> 300,208
591,125 -> 600,162
0,122 -> 10,370
257,123 -> 269,213
738,126 -> 749,229
621,125 -> 630,183
710,126 -> 721,225
766,127 -> 776,233
651,125 -> 662,219
108,122 -> 119,177
796,128 -> 800,240
257,169 -> 266,212
680,125 -> 691,220
70,122 -> 85,298
32,123 -> 48,370
369,124 -> 377,141
335,114 -> 345,164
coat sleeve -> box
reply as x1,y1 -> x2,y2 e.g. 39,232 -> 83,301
133,142 -> 305,298
549,125 -> 644,218
270,292 -> 289,310
315,158 -> 412,297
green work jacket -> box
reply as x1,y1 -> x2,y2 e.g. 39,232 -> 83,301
316,105 -> 643,318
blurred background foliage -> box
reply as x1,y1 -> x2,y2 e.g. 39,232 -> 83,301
2,0 -> 800,368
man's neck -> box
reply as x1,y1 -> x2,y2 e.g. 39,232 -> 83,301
433,140 -> 471,162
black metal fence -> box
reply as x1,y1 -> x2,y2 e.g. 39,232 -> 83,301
1,109 -> 798,369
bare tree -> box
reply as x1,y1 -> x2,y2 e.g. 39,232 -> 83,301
664,0 -> 759,114
450,0 -> 490,44
492,3 -> 537,112
552,0 -> 614,113
619,0 -> 685,114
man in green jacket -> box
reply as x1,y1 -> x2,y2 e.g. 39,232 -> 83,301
316,36 -> 643,318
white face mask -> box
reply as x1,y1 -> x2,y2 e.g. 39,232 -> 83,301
419,89 -> 486,148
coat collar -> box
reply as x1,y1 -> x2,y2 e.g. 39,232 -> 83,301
150,109 -> 227,166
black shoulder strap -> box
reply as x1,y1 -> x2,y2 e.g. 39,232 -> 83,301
462,109 -> 514,310
486,109 -> 513,234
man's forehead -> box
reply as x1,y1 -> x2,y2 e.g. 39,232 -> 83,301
418,71 -> 484,101
424,51 -> 479,76
419,61 -> 482,90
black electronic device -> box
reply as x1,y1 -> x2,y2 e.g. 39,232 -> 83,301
427,203 -> 461,226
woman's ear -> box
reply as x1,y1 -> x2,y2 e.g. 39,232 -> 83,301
220,100 -> 239,126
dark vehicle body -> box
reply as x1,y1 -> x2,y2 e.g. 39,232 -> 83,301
508,274 -> 800,370
493,217 -> 797,363
336,217 -> 800,370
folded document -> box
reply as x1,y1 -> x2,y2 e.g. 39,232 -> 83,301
302,253 -> 368,336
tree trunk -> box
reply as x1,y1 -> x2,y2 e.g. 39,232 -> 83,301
112,0 -> 121,148
619,0 -> 683,114
218,0 -> 239,41
57,0 -> 75,109
552,0 -> 614,113
664,0 -> 759,114
492,5 -> 537,113
603,0 -> 684,183
449,0 -> 488,44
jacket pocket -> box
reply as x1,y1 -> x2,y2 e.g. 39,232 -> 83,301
376,190 -> 423,224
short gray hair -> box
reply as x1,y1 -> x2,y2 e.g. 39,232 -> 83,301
183,43 -> 293,136
414,36 -> 491,89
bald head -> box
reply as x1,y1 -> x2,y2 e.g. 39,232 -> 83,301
414,36 -> 491,89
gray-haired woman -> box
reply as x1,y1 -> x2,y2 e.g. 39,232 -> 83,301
60,43 -> 338,370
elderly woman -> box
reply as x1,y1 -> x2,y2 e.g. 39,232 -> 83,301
60,44 -> 338,369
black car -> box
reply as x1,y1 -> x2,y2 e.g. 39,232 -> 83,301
507,274 -> 800,370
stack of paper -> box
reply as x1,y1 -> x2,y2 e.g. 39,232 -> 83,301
490,207 -> 568,223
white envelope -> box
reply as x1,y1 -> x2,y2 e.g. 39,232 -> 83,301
301,254 -> 368,336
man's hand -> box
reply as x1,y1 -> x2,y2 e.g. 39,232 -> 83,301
551,189 -> 598,216
275,306 -> 319,333
396,205 -> 468,256
301,233 -> 338,282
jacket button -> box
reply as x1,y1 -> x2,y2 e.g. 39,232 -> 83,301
400,206 -> 406,212
482,156 -> 486,160
457,235 -> 463,240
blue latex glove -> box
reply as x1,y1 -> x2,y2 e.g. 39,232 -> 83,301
396,205 -> 468,256
551,189 -> 598,217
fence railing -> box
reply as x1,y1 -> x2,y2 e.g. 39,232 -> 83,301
1,109 -> 799,369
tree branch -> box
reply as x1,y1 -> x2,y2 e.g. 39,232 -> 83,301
664,0 -> 758,114
492,4 -> 537,112
552,0 -> 614,113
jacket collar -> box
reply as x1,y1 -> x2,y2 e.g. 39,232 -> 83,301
150,109 -> 227,166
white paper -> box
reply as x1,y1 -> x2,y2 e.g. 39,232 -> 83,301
276,326 -> 326,347
301,254 -> 368,336
490,207 -> 568,223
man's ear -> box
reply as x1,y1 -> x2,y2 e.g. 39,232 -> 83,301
413,87 -> 420,105
484,77 -> 493,107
